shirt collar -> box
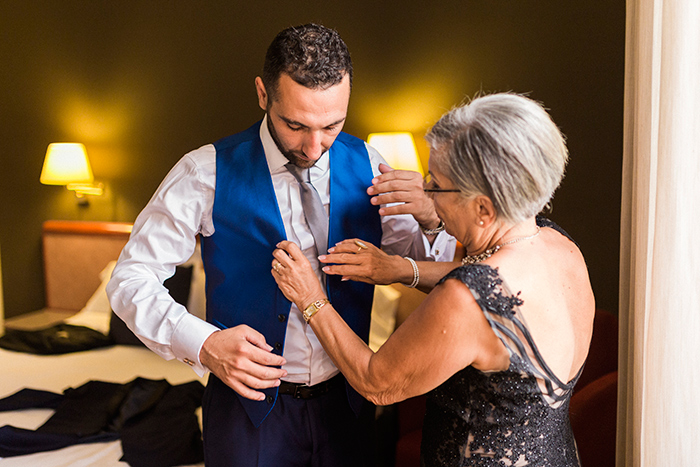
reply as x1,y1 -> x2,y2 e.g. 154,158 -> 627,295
260,114 -> 330,176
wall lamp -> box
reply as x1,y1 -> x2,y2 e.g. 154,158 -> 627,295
40,143 -> 103,204
367,132 -> 424,175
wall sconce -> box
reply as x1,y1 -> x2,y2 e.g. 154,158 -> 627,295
40,143 -> 103,204
367,132 -> 424,175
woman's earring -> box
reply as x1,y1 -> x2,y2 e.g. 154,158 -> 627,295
479,220 -> 484,226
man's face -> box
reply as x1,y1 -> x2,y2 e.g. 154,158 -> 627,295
256,73 -> 351,169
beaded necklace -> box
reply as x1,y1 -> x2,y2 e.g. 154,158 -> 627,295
461,226 -> 541,265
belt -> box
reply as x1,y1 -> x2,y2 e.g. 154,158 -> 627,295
278,374 -> 344,399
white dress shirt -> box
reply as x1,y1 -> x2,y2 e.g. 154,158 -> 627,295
107,115 -> 456,383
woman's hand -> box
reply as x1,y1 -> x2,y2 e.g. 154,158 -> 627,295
272,241 -> 327,310
319,238 -> 412,286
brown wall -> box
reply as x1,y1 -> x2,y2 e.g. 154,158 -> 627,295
0,1 -> 625,318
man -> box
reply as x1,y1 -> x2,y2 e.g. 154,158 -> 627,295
107,24 -> 455,466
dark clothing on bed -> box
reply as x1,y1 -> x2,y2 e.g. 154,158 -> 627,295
0,265 -> 194,355
0,323 -> 112,354
0,377 -> 204,467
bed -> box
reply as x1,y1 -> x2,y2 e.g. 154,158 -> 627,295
0,220 -> 402,466
0,221 -> 208,466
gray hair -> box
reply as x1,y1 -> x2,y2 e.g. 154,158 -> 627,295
426,93 -> 568,223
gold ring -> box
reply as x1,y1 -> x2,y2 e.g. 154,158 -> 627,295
273,262 -> 282,272
354,240 -> 368,252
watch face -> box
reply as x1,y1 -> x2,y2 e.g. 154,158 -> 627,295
303,299 -> 329,322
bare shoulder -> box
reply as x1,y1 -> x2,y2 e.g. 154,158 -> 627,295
379,276 -> 509,397
540,226 -> 595,311
422,277 -> 511,368
394,277 -> 488,352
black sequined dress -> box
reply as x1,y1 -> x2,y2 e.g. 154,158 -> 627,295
420,222 -> 582,467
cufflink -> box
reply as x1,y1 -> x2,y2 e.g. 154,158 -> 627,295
183,358 -> 194,366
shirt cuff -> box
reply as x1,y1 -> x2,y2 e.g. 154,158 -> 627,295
420,230 -> 457,261
171,312 -> 219,377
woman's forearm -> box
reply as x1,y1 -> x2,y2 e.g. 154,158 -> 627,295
320,240 -> 460,292
308,304 -> 407,406
271,239 -> 466,404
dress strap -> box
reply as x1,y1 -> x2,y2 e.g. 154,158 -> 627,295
438,263 -> 580,408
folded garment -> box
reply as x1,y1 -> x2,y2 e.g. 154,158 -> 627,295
0,323 -> 113,355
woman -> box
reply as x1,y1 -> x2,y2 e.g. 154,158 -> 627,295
271,93 -> 595,466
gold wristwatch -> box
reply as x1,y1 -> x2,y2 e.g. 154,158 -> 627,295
302,299 -> 330,323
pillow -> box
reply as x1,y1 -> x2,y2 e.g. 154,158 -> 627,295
66,240 -> 207,333
109,265 -> 193,346
64,261 -> 118,334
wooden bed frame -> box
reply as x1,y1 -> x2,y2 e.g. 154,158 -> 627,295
42,220 -> 132,311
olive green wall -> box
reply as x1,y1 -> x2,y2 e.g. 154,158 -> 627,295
0,1 -> 625,318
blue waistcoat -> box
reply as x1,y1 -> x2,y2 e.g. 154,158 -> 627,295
201,121 -> 383,427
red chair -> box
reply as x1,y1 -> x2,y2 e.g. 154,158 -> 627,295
575,308 -> 619,391
569,371 -> 618,467
568,308 -> 618,467
394,395 -> 426,467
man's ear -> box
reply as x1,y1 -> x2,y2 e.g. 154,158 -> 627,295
255,77 -> 268,111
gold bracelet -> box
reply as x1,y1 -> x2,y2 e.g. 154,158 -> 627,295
302,299 -> 330,323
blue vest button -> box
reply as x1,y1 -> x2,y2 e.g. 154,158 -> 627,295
278,314 -> 286,322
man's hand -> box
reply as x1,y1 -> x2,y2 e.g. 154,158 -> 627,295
200,325 -> 287,401
367,163 -> 441,230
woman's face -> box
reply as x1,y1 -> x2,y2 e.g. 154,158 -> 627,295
426,155 -> 471,243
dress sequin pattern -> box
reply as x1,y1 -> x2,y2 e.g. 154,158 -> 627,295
421,224 -> 582,467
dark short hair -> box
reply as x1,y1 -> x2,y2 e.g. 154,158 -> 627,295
262,23 -> 353,103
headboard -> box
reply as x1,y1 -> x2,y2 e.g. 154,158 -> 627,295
42,220 -> 133,311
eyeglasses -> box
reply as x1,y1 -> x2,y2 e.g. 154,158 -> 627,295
423,174 -> 461,193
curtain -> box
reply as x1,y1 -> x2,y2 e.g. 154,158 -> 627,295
619,0 -> 700,465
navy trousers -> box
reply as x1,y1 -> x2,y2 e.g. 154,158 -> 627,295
202,375 -> 375,467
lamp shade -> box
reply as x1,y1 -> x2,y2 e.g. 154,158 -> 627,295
367,132 -> 424,175
40,143 -> 94,185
